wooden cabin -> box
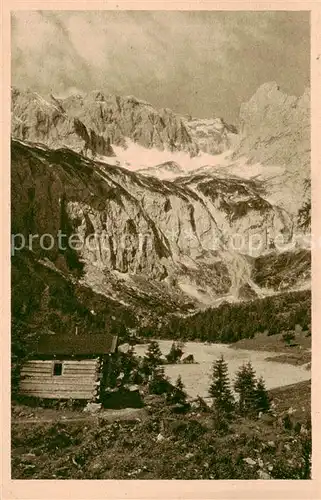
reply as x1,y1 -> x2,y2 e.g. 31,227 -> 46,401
19,333 -> 118,402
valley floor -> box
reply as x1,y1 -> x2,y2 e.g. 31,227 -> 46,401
230,331 -> 311,366
133,339 -> 311,399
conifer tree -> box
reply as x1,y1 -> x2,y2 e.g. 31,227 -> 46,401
195,395 -> 210,413
168,375 -> 188,405
254,376 -> 270,413
142,340 -> 163,378
145,341 -> 163,366
148,365 -> 172,395
234,361 -> 257,415
209,355 -> 235,417
166,341 -> 184,364
121,346 -> 142,385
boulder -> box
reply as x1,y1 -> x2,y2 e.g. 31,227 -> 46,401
170,403 -> 190,414
258,470 -> 271,480
118,343 -> 131,353
182,354 -> 195,364
287,406 -> 296,415
243,457 -> 256,466
126,384 -> 140,392
83,402 -> 102,414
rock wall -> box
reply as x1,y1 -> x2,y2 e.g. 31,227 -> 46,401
235,82 -> 310,173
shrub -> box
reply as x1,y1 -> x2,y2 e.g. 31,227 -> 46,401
282,413 -> 293,430
282,331 -> 296,345
194,395 -> 210,413
170,419 -> 207,442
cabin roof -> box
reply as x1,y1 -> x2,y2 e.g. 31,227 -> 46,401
29,333 -> 118,356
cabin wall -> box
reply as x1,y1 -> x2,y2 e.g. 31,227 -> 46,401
19,359 -> 100,400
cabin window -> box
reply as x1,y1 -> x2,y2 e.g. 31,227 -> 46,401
53,362 -> 63,376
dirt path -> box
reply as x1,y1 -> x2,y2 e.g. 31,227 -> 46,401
12,407 -> 147,425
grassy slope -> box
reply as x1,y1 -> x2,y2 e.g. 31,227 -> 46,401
230,331 -> 311,366
12,381 -> 311,480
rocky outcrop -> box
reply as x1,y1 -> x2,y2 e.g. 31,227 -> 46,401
175,172 -> 293,256
11,88 -> 115,159
234,82 -> 310,173
138,161 -> 184,180
184,117 -> 238,154
11,88 -> 241,160
11,83 -> 310,176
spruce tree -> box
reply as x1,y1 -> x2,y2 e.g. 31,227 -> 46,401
195,395 -> 210,413
209,355 -> 235,417
142,340 -> 163,378
121,346 -> 142,385
166,341 -> 184,364
255,376 -> 270,413
145,341 -> 163,366
148,365 -> 172,395
234,362 -> 257,415
168,375 -> 187,405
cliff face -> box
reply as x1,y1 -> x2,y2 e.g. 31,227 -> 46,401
12,89 -> 241,160
12,89 -> 201,158
235,82 -> 310,173
11,83 -> 310,173
62,92 -> 200,156
184,117 -> 238,154
11,138 -> 308,316
11,82 -> 311,321
11,88 -> 115,159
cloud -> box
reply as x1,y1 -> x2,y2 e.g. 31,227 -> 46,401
11,11 -> 310,122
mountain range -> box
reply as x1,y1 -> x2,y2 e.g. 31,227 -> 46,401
11,82 -> 311,332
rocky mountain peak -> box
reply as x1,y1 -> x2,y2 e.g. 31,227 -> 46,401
235,81 -> 310,173
11,88 -> 115,159
11,87 -> 240,160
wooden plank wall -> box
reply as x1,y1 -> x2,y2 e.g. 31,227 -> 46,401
19,359 -> 100,400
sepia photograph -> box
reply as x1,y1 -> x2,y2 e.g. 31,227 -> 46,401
9,9 -> 312,482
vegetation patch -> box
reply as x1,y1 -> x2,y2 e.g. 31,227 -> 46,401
12,342 -> 311,480
155,290 -> 311,343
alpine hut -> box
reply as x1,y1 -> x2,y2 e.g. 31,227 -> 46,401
18,332 -> 118,402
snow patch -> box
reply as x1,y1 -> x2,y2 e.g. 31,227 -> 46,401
111,140 -> 233,175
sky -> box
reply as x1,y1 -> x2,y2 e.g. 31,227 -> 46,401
11,11 -> 310,123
